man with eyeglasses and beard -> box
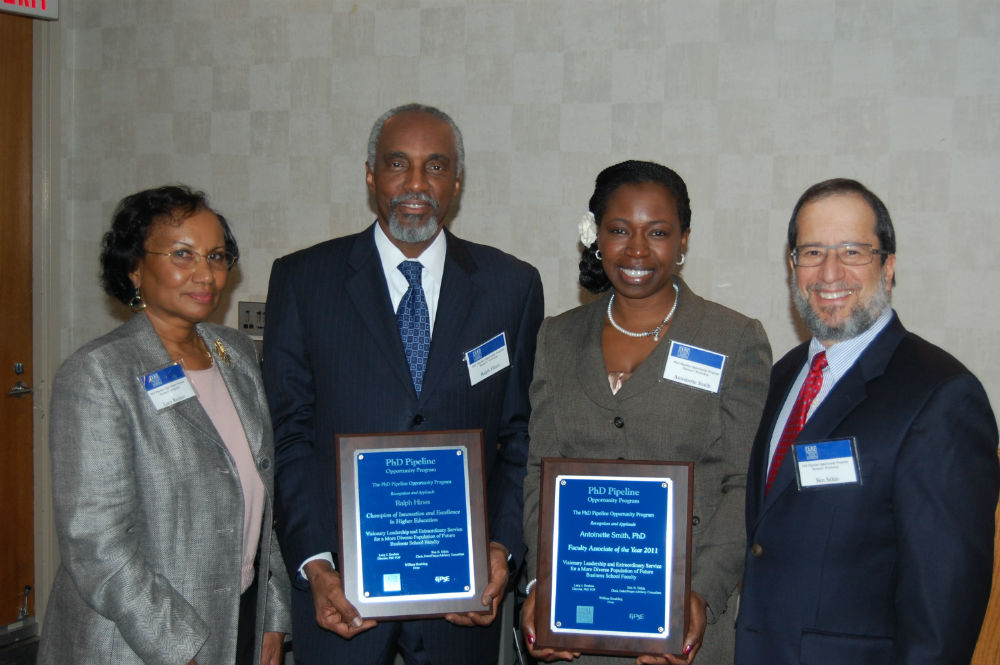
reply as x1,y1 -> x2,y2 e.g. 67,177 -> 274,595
263,103 -> 543,664
735,178 -> 999,665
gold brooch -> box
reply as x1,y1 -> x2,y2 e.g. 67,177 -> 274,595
213,339 -> 231,366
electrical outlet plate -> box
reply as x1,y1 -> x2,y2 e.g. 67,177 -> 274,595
238,301 -> 266,337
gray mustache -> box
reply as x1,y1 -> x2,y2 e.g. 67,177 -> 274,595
391,192 -> 439,213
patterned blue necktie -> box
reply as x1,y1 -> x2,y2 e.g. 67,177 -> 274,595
396,260 -> 431,396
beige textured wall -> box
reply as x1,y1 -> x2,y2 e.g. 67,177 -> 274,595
55,0 -> 1000,405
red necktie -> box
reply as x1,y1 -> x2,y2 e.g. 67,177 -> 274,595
765,351 -> 828,495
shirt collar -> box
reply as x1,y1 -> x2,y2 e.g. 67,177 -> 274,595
373,221 -> 447,283
808,307 -> 894,381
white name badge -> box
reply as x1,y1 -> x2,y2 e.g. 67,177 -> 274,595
464,332 -> 510,387
140,363 -> 196,411
793,438 -> 861,489
662,341 -> 727,393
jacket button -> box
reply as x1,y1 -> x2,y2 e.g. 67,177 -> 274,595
259,458 -> 271,470
750,543 -> 764,557
412,414 -> 424,426
692,515 -> 700,526
613,416 -> 624,428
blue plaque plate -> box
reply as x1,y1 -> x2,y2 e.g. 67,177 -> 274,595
550,476 -> 672,639
534,459 -> 692,657
337,431 -> 490,618
354,446 -> 475,601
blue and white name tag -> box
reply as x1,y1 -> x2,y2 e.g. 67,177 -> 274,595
793,438 -> 861,489
464,332 -> 510,387
662,341 -> 727,393
140,363 -> 196,411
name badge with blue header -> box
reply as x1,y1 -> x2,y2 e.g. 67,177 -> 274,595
793,437 -> 861,489
140,363 -> 196,411
662,341 -> 726,393
464,332 -> 510,386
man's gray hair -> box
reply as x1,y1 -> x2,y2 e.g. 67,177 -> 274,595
366,103 -> 465,178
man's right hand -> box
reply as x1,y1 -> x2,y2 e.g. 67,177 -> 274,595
304,560 -> 377,639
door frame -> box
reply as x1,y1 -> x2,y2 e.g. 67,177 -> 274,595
31,16 -> 61,627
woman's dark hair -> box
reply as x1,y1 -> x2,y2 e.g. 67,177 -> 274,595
100,184 -> 238,304
579,160 -> 691,293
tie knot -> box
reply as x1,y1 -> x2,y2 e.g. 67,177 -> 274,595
810,350 -> 828,373
398,260 -> 423,287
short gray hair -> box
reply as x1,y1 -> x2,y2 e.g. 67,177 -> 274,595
366,103 -> 465,178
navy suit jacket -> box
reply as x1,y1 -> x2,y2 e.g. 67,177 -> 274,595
263,224 -> 543,663
735,314 -> 999,665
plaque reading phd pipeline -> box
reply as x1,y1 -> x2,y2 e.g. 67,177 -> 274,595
354,447 -> 476,603
550,476 -> 673,639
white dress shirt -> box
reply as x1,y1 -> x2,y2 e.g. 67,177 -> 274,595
373,221 -> 446,330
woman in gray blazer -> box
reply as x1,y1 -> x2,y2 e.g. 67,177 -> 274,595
521,162 -> 771,665
39,186 -> 290,665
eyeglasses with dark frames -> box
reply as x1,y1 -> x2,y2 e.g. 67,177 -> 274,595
790,243 -> 889,268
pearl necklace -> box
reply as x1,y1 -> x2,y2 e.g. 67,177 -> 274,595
606,282 -> 680,342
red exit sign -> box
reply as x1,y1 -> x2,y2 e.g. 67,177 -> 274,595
1,0 -> 58,20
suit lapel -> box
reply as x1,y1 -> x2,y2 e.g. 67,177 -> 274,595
345,226 -> 415,394
577,292 -> 617,408
755,315 -> 907,519
746,348 -> 805,522
611,278 -> 706,403
576,278 -> 705,407
420,230 -> 477,399
128,313 -> 223,445
200,325 -> 263,454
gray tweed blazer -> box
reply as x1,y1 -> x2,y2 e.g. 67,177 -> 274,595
523,278 -> 771,664
38,312 -> 291,665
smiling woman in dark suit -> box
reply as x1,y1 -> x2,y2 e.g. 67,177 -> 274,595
38,185 -> 290,665
520,161 -> 771,665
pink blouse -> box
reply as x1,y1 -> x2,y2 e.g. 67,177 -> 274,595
608,371 -> 633,395
187,363 -> 265,592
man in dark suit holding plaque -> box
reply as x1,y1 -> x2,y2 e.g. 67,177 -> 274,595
735,178 -> 999,665
263,103 -> 544,665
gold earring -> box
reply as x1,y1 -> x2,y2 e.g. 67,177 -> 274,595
129,286 -> 146,312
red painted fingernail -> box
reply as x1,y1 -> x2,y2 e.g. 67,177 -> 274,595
527,633 -> 535,645
683,643 -> 692,655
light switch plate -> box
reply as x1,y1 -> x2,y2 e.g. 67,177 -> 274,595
238,301 -> 266,337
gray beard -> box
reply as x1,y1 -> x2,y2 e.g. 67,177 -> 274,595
387,193 -> 440,244
793,273 -> 891,343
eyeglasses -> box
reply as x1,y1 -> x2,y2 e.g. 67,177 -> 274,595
790,243 -> 889,268
145,248 -> 238,271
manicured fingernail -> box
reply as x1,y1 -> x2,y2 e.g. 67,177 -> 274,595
683,643 -> 692,655
527,633 -> 535,645
351,616 -> 363,628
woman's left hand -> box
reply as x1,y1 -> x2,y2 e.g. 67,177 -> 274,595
260,631 -> 285,665
636,591 -> 706,665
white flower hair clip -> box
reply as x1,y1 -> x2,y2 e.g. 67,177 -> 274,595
578,211 -> 598,247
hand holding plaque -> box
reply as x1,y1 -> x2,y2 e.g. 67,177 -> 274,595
303,559 -> 376,637
444,542 -> 509,626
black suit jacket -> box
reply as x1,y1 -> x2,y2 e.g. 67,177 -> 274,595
735,314 -> 999,665
263,225 -> 543,663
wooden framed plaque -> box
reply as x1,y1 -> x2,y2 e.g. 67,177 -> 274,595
534,458 -> 694,657
336,430 -> 490,619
